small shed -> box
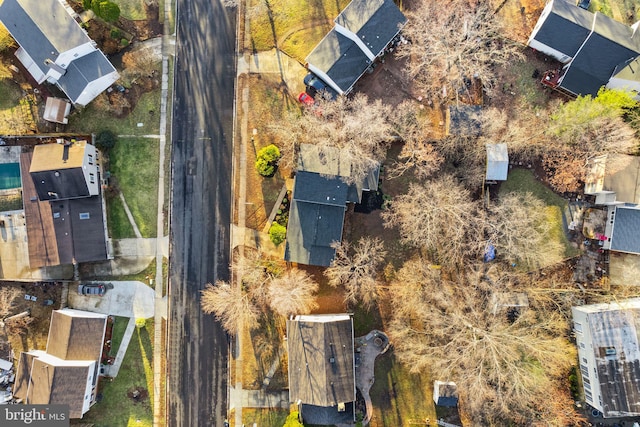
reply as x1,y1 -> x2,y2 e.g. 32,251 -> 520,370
43,97 -> 71,124
433,380 -> 458,407
486,143 -> 508,181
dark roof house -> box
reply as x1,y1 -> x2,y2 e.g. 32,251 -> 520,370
604,205 -> 640,255
306,0 -> 407,95
284,171 -> 349,267
0,0 -> 119,106
287,314 -> 355,425
528,0 -> 640,97
21,140 -> 108,267
285,145 -> 380,266
13,309 -> 107,419
572,298 -> 640,417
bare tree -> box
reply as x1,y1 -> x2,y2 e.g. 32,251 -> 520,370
387,257 -> 580,425
381,176 -> 482,266
5,315 -> 34,336
122,47 -> 161,82
0,287 -> 21,318
325,237 -> 387,309
200,281 -> 259,333
397,0 -> 524,100
268,269 -> 318,316
273,94 -> 394,184
389,100 -> 443,179
486,192 -> 562,269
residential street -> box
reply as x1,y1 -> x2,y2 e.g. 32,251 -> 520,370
167,0 -> 236,424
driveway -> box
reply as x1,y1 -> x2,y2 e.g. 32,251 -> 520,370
67,281 -> 155,318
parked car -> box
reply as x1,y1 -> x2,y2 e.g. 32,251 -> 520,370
298,92 -> 315,106
78,284 -> 106,296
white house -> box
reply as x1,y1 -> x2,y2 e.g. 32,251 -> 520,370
0,0 -> 119,106
572,299 -> 640,417
13,309 -> 108,418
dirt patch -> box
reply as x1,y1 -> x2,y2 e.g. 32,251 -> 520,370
127,386 -> 149,403
1,281 -> 63,355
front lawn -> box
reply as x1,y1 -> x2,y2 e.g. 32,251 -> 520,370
80,320 -> 154,427
241,408 -> 289,427
0,78 -> 21,109
248,0 -> 349,53
111,0 -> 147,20
109,136 -> 160,237
106,189 -> 136,239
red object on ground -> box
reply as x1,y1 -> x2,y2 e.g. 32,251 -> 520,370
298,92 -> 315,106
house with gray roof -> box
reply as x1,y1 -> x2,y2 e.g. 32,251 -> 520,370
0,0 -> 119,106
287,314 -> 355,426
572,298 -> 640,417
285,145 -> 380,266
604,205 -> 640,255
528,0 -> 640,98
306,0 -> 407,95
13,309 -> 107,418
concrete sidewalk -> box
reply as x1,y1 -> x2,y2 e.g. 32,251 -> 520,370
229,387 -> 289,409
102,317 -> 137,377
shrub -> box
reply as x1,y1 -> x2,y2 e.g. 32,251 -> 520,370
95,130 -> 117,152
283,411 -> 303,427
256,157 -> 275,177
110,29 -> 122,39
135,318 -> 146,329
98,1 -> 121,22
255,144 -> 281,177
82,0 -> 92,9
269,222 -> 286,246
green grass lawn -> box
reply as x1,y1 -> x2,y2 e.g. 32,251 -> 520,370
279,26 -> 330,63
106,189 -> 136,239
82,320 -> 154,427
67,90 -> 161,136
499,168 -> 580,260
370,352 -> 437,427
110,316 -> 130,356
111,0 -> 147,20
589,0 -> 639,23
109,136 -> 160,237
249,0 -> 349,53
0,79 -> 21,109
241,408 -> 289,427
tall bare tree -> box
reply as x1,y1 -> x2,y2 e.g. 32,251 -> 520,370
396,0 -> 524,100
268,269 -> 318,316
389,100 -> 443,179
381,175 -> 482,266
201,281 -> 259,333
486,192 -> 562,269
387,257 -> 580,425
325,237 -> 387,309
273,94 -> 394,184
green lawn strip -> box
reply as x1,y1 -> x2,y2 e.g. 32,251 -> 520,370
109,316 -> 130,356
67,90 -> 161,136
0,79 -> 21,109
499,168 -> 579,259
111,0 -> 146,20
279,26 -> 330,64
370,352 -> 437,426
242,408 -> 289,427
82,321 -> 154,426
249,0 -> 349,52
109,136 -> 160,237
106,189 -> 136,239
510,59 -> 551,108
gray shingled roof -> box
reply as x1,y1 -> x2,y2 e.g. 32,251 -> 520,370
57,50 -> 118,103
306,29 -> 371,94
287,315 -> 355,409
0,0 -> 90,76
530,0 -> 593,58
610,206 -> 640,254
284,172 -> 348,266
334,0 -> 407,57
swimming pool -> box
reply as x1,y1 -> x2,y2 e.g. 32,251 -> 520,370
0,163 -> 21,190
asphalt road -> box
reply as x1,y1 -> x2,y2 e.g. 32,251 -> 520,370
167,0 -> 236,424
